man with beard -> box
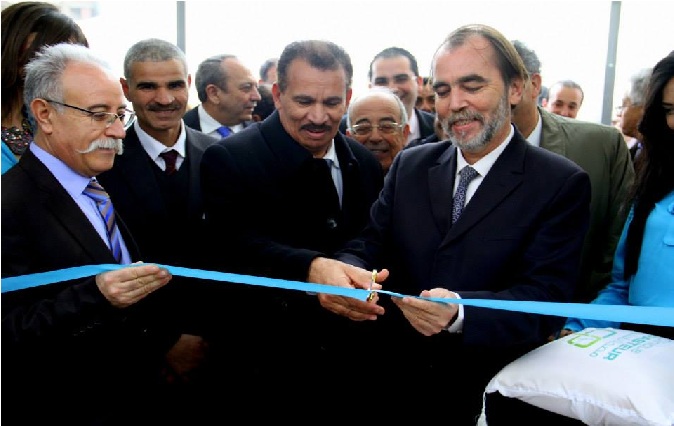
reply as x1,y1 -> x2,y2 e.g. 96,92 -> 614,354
2,43 -> 175,425
308,24 -> 592,423
96,38 -> 217,423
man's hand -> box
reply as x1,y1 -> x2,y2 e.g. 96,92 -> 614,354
308,257 -> 387,321
95,263 -> 171,308
163,334 -> 210,384
391,288 -> 459,336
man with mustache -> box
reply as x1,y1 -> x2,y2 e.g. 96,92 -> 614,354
308,24 -> 592,422
345,86 -> 409,173
339,46 -> 436,146
2,43 -> 175,424
96,38 -> 217,422
183,54 -> 261,139
200,40 -> 383,417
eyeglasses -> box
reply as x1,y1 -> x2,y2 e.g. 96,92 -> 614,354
350,122 -> 404,136
44,99 -> 136,130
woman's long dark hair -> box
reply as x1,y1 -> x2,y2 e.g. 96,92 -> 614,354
1,2 -> 88,121
623,50 -> 674,278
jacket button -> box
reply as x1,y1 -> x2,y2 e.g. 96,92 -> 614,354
326,218 -> 337,229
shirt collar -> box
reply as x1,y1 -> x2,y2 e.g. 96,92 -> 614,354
321,139 -> 340,169
197,104 -> 224,135
456,124 -> 514,177
525,110 -> 543,147
29,142 -> 91,199
133,120 -> 187,159
406,109 -> 420,143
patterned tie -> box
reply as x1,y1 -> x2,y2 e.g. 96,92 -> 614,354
160,149 -> 179,175
216,126 -> 232,138
83,179 -> 123,263
451,166 -> 479,224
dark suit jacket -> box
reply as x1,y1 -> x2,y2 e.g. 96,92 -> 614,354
1,150 -> 176,424
339,107 -> 436,144
538,107 -> 634,302
412,109 -> 633,303
183,105 -> 253,133
200,110 -> 383,401
98,125 -> 215,334
337,130 -> 591,420
98,125 -> 214,267
202,110 -> 383,280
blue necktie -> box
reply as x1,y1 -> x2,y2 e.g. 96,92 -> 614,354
452,166 -> 479,224
83,179 -> 123,263
217,126 -> 232,138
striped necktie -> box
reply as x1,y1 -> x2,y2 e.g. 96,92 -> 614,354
83,179 -> 122,263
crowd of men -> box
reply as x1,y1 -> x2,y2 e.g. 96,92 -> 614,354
4,20 -> 650,425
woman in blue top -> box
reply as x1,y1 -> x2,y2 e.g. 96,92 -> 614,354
565,50 -> 674,339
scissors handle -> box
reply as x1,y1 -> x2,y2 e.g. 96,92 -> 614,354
366,269 -> 377,302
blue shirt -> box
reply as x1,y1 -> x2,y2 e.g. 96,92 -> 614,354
1,141 -> 18,174
29,143 -> 132,264
565,190 -> 674,330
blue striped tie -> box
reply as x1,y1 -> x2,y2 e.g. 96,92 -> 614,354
83,179 -> 122,263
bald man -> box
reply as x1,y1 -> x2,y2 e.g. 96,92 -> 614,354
346,87 -> 410,172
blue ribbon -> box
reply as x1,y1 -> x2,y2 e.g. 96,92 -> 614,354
2,263 -> 674,327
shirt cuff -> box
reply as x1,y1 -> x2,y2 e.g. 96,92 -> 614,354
445,292 -> 464,333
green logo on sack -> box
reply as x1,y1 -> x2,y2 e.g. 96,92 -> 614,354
568,328 -> 664,360
568,328 -> 618,348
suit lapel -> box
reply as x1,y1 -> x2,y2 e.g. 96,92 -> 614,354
23,151 -> 120,263
184,127 -> 214,218
440,134 -> 527,247
538,107 -> 566,156
429,145 -> 457,237
334,134 -> 360,228
117,128 -> 167,215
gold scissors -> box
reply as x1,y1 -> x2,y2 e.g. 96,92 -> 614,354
366,269 -> 377,302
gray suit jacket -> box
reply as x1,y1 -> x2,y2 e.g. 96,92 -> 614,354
538,107 -> 634,302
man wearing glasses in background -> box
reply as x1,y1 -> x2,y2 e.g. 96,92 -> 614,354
340,46 -> 435,146
346,86 -> 409,173
2,43 -> 177,424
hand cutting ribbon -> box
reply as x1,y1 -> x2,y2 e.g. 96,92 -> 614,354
3,263 -> 674,327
